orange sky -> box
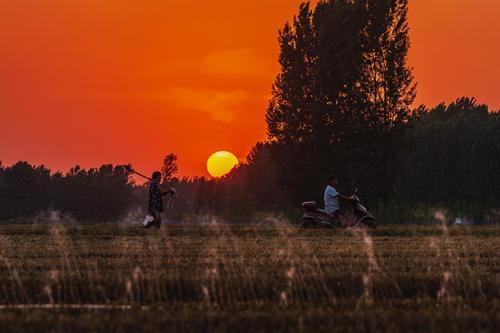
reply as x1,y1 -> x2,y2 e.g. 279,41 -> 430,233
1,0 -> 499,177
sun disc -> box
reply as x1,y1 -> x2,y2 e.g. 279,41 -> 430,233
207,151 -> 239,178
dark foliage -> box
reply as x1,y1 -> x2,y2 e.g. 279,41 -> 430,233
398,98 -> 500,211
0,163 -> 134,221
266,0 -> 415,206
161,153 -> 178,183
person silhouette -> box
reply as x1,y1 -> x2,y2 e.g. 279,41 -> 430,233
144,171 -> 174,229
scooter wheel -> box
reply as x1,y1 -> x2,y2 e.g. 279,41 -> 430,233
300,219 -> 316,229
357,219 -> 377,229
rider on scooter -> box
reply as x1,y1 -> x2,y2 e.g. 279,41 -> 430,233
324,175 -> 353,226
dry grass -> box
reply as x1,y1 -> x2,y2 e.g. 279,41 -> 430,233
0,224 -> 499,332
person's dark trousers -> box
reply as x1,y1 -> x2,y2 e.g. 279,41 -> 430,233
153,211 -> 161,229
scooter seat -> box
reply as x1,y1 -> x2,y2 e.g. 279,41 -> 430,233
302,201 -> 320,209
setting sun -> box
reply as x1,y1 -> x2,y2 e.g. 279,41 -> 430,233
206,151 -> 239,178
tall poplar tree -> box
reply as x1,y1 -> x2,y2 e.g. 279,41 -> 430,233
266,0 -> 415,205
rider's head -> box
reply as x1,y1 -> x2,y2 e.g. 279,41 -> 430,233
152,171 -> 162,183
328,175 -> 338,186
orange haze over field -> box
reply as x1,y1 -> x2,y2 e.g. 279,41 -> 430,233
1,0 -> 499,177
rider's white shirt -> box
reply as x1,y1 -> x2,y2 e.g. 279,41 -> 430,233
324,185 -> 340,214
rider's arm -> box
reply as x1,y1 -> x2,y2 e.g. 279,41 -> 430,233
337,194 -> 353,201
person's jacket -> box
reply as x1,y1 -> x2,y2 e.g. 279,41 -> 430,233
148,181 -> 163,214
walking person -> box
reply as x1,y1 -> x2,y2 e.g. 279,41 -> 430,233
144,171 -> 175,229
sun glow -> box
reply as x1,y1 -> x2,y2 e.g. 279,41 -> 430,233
206,151 -> 239,178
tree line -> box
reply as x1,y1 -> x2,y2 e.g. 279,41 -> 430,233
0,163 -> 134,221
199,98 -> 499,223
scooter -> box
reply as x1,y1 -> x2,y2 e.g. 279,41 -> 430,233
301,189 -> 376,229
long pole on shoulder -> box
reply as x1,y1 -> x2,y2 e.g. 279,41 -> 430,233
119,165 -> 175,193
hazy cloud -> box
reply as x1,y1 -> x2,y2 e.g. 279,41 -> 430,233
146,88 -> 250,123
200,49 -> 273,77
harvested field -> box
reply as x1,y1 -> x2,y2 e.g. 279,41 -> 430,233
0,224 -> 499,332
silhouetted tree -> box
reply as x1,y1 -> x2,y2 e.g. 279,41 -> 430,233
161,153 -> 178,183
266,0 -> 415,206
0,162 -> 51,219
266,2 -> 318,204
